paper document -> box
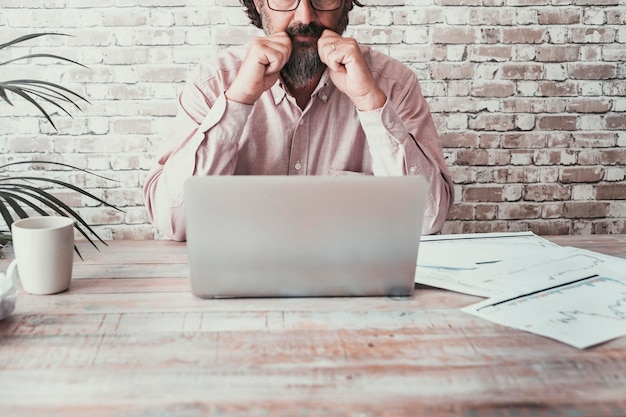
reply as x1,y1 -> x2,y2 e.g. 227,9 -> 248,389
416,231 -> 626,348
415,232 -> 565,297
463,274 -> 626,349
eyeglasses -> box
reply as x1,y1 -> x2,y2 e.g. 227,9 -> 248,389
267,0 -> 344,12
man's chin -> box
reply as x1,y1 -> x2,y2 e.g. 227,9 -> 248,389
292,41 -> 318,51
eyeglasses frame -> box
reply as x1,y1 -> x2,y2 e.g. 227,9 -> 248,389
266,0 -> 344,12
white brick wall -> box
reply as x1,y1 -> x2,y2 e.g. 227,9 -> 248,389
1,0 -> 625,238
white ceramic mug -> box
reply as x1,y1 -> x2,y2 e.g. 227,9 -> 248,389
8,216 -> 75,295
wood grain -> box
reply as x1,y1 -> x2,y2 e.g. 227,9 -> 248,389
1,235 -> 625,417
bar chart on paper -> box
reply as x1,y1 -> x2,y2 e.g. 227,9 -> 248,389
464,276 -> 626,349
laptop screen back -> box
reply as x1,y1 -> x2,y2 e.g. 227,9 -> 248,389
184,175 -> 427,298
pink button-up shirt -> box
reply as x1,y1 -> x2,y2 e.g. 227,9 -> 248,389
144,44 -> 453,241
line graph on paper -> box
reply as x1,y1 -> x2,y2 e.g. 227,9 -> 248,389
466,276 -> 626,349
520,276 -> 626,323
478,250 -> 626,297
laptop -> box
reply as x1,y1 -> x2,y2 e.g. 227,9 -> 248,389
184,175 -> 428,298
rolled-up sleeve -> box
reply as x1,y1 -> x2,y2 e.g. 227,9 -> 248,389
143,83 -> 253,240
357,74 -> 453,234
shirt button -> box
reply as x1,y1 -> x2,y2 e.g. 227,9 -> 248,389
295,162 -> 302,170
321,94 -> 328,101
410,166 -> 417,173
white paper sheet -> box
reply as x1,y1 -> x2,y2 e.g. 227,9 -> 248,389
415,232 -> 567,297
463,274 -> 626,349
416,232 -> 626,348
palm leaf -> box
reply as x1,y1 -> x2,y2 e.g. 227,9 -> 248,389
0,53 -> 87,68
0,182 -> 111,246
0,177 -> 121,212
0,188 -> 98,260
1,35 -> 118,259
0,33 -> 70,50
0,161 -> 124,257
0,33 -> 87,129
0,161 -> 114,181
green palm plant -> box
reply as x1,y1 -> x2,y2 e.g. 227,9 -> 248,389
1,33 -> 121,258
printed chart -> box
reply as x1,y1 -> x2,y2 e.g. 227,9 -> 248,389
465,276 -> 626,349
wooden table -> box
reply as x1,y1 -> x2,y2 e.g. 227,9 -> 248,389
1,235 -> 625,416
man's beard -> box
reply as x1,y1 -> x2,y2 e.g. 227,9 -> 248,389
259,5 -> 350,89
281,23 -> 327,88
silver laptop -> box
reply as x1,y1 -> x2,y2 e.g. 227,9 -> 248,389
184,175 -> 427,298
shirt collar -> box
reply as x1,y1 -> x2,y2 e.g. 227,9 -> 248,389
269,70 -> 334,106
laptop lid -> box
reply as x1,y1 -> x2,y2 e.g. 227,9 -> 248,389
184,175 -> 427,298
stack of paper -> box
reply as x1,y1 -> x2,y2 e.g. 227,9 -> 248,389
416,232 -> 626,349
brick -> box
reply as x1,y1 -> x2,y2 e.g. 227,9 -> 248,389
605,81 -> 626,96
560,167 -> 604,183
570,63 -> 617,80
469,45 -> 513,61
573,0 -> 621,5
534,149 -> 578,165
502,133 -> 547,148
502,27 -> 545,44
525,184 -> 571,201
542,202 -> 566,218
596,184 -> 626,200
547,133 -> 573,148
605,167 -> 626,182
501,63 -> 543,80
607,9 -> 626,24
570,27 -> 617,43
566,99 -> 612,113
603,45 -> 626,62
564,202 -> 608,218
140,66 -> 188,83
499,203 -> 542,220
454,149 -> 490,166
448,166 -> 476,184
569,183 -> 597,202
429,62 -> 475,79
471,81 -> 516,98
392,8 -> 444,25
440,132 -> 479,148
571,220 -> 593,234
538,9 -> 581,24
536,45 -> 580,62
432,27 -> 479,44
352,28 -> 403,44
494,166 -> 540,183
475,204 -> 498,220
465,186 -> 504,202
595,150 -> 626,166
470,8 -> 516,25
446,204 -> 474,220
528,220 -> 572,235
606,114 -> 626,129
572,132 -> 617,147
538,115 -> 578,130
538,81 -> 579,96
593,220 -> 626,234
469,114 -> 516,131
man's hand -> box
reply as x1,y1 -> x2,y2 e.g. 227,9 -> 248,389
226,32 -> 292,105
318,30 -> 387,111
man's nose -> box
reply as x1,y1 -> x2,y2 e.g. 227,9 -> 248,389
293,0 -> 317,24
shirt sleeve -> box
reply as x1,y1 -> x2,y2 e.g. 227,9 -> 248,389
143,84 -> 253,241
357,75 -> 454,235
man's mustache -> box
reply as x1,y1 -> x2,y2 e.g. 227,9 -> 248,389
286,23 -> 327,40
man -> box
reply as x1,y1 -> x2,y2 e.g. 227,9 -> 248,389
143,0 -> 454,241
